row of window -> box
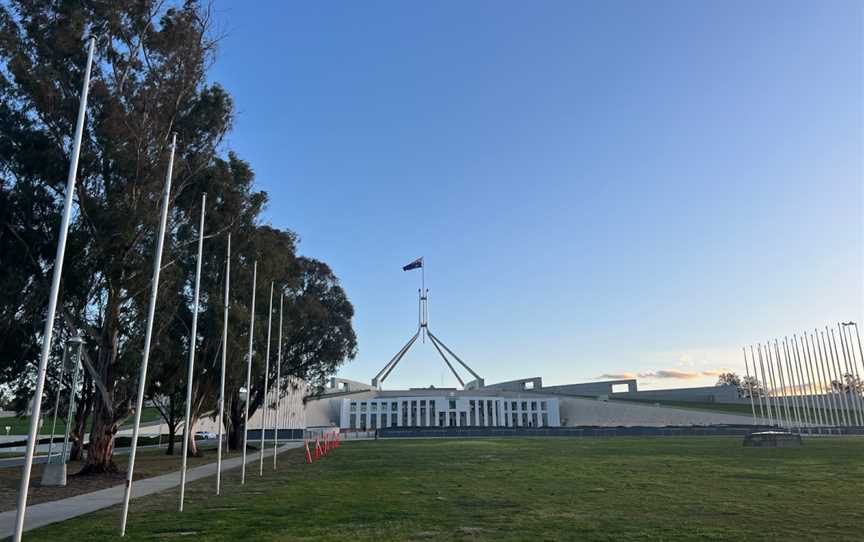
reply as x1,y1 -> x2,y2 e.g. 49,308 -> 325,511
346,411 -> 551,430
349,398 -> 549,413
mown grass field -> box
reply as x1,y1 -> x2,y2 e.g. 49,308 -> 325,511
25,436 -> 864,541
0,407 -> 162,436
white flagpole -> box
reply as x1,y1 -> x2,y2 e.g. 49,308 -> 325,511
795,334 -> 821,428
764,342 -> 782,427
179,193 -> 206,511
815,330 -> 841,426
13,35 -> 95,542
838,323 -> 863,425
46,344 -> 70,465
241,261 -> 257,484
273,293 -> 283,469
743,347 -> 756,425
827,328 -> 850,426
782,338 -> 803,431
750,345 -> 765,422
802,332 -> 826,427
259,282 -> 274,475
793,335 -> 814,429
120,133 -> 177,536
757,344 -> 774,426
216,234 -> 231,495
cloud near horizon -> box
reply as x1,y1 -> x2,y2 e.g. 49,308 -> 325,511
596,372 -> 637,380
597,368 -> 737,381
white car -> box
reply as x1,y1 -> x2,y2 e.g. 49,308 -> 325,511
195,431 -> 216,440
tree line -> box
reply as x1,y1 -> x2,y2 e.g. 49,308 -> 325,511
0,1 -> 356,473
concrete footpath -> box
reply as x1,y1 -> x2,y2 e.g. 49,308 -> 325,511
0,441 -> 303,538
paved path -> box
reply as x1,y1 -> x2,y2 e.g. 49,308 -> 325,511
0,441 -> 303,538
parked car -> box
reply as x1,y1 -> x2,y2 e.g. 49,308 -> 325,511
195,431 -> 217,440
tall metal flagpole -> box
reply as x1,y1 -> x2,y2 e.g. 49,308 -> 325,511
120,133 -> 177,536
750,345 -> 765,422
852,323 -> 864,421
823,329 -> 847,426
241,262 -> 257,484
839,323 -> 864,425
179,194 -> 206,512
776,340 -> 793,428
827,328 -> 850,426
13,35 -> 95,542
839,324 -> 863,425
815,330 -> 841,426
743,348 -> 756,424
46,344 -> 70,465
783,337 -> 803,431
273,293 -> 283,470
765,341 -> 784,427
788,337 -> 810,431
216,234 -> 231,495
802,332 -> 826,427
259,282 -> 274,475
757,344 -> 774,426
792,333 -> 821,427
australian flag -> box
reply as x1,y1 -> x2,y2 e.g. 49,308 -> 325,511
402,257 -> 423,271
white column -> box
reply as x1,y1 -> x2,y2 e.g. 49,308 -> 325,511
455,401 -> 461,427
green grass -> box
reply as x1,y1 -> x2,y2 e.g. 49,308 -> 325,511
0,407 -> 162,437
23,436 -> 864,541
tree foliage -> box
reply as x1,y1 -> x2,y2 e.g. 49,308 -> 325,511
0,1 -> 356,471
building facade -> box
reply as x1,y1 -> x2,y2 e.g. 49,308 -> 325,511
339,392 -> 561,430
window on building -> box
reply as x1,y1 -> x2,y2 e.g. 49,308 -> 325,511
511,413 -> 518,426
391,402 -> 398,412
349,414 -> 357,428
381,414 -> 387,427
531,401 -> 537,411
532,413 -> 538,427
350,402 -> 357,412
511,401 -> 517,410
542,413 -> 549,427
522,413 -> 528,426
449,399 -> 456,410
541,401 -> 547,411
371,402 -> 378,412
521,401 -> 528,411
370,413 -> 377,429
504,402 -> 509,411
360,402 -> 367,412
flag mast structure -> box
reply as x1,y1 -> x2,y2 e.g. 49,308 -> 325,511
371,258 -> 484,390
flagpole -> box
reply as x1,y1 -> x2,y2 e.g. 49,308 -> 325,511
743,347 -> 756,425
241,261 -> 257,484
838,323 -> 863,425
46,344 -> 70,465
757,344 -> 773,426
120,133 -> 177,536
273,293 -> 283,470
179,194 -> 205,511
801,332 -> 825,427
216,234 -> 231,495
13,35 -> 95,542
815,330 -> 841,426
259,282 -> 274,475
827,328 -> 850,426
750,345 -> 765,422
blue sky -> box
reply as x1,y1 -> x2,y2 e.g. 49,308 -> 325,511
209,1 -> 863,390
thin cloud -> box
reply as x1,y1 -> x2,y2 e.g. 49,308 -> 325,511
596,372 -> 636,380
638,369 -> 702,380
701,369 -> 734,377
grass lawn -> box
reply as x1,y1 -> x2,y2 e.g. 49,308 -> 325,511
0,407 -> 162,437
0,443 -> 239,511
22,436 -> 864,541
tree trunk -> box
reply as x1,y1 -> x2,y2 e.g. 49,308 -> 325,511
165,418 -> 176,455
80,291 -> 121,475
186,414 -> 200,457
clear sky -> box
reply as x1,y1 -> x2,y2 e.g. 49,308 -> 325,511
209,1 -> 863,390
